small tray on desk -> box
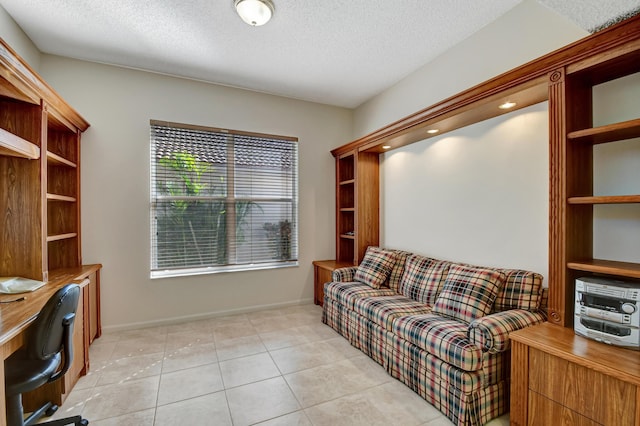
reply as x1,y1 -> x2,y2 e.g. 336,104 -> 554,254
0,277 -> 46,294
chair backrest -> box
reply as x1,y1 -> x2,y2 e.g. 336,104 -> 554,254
27,284 -> 80,361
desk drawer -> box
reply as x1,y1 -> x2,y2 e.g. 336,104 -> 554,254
528,348 -> 635,425
528,392 -> 599,426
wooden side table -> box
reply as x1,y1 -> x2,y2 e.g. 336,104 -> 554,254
312,260 -> 354,306
510,323 -> 640,425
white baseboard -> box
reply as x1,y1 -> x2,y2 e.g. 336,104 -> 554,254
102,297 -> 315,333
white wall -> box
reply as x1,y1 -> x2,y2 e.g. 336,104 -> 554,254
354,0 -> 589,283
0,5 -> 40,71
381,103 -> 549,279
38,55 -> 351,329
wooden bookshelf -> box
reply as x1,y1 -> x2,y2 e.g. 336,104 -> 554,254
0,37 -> 102,425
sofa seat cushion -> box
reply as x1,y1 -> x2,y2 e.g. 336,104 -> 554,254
392,314 -> 483,372
353,295 -> 432,330
322,298 -> 352,340
386,331 -> 484,394
324,281 -> 396,310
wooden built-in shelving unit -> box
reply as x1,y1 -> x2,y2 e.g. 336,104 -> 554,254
321,14 -> 640,426
327,13 -> 640,329
333,150 -> 379,265
0,37 -> 102,417
547,36 -> 640,325
0,38 -> 90,282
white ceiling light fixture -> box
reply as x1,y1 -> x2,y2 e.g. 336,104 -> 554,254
235,0 -> 275,26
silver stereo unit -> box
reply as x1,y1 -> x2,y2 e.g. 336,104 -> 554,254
574,277 -> 640,350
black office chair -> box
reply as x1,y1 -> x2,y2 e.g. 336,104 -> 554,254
4,284 -> 89,426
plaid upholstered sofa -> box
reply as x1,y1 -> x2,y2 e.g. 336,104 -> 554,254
322,246 -> 547,426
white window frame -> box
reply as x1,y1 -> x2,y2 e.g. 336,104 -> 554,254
150,120 -> 299,279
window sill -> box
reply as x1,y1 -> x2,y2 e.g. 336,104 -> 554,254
150,261 -> 299,279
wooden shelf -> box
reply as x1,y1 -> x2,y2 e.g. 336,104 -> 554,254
340,234 -> 356,240
340,208 -> 355,212
568,118 -> 640,144
47,193 -> 77,202
339,179 -> 355,185
0,127 -> 40,159
47,151 -> 77,168
567,259 -> 640,279
568,195 -> 640,204
46,233 -> 78,242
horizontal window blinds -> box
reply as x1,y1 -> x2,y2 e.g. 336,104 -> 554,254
150,121 -> 298,277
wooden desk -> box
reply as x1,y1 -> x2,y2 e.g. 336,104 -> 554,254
510,323 -> 640,425
0,265 -> 102,426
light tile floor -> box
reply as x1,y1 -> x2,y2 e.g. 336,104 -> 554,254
44,303 -> 509,425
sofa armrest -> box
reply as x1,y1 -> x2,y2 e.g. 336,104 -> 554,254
468,309 -> 547,353
332,266 -> 358,282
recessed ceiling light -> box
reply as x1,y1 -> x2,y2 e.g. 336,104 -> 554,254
382,145 -> 391,150
499,101 -> 517,109
427,129 -> 439,134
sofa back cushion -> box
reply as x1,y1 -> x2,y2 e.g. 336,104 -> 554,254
398,255 -> 450,305
492,269 -> 543,312
432,264 -> 505,324
354,246 -> 398,289
387,250 -> 411,292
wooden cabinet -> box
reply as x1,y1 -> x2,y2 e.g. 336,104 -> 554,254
0,39 -> 89,282
510,323 -> 640,425
64,280 -> 86,396
547,38 -> 640,326
0,39 -> 101,412
332,149 -> 379,265
313,260 -> 354,306
0,43 -> 89,281
86,270 -> 101,345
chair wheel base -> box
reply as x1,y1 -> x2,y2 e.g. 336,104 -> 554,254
45,404 -> 59,417
77,420 -> 89,426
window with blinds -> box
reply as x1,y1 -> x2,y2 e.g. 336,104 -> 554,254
150,120 -> 298,278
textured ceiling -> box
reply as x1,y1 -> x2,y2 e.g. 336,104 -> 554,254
1,0 -> 639,108
537,0 -> 640,32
